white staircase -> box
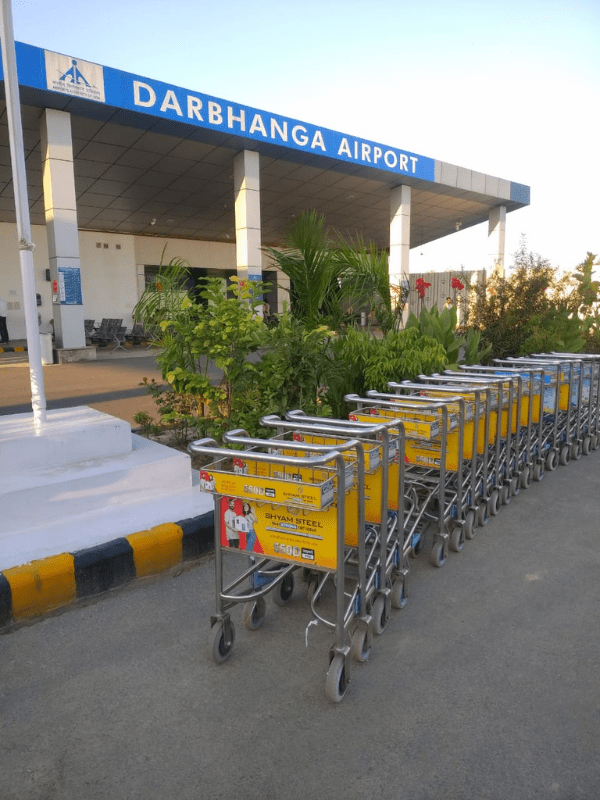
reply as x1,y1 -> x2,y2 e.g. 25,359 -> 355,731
0,407 -> 212,570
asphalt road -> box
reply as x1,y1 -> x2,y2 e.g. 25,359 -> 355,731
0,351 -> 226,427
1,449 -> 599,799
0,354 -> 164,426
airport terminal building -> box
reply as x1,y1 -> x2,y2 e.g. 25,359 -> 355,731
0,42 -> 530,352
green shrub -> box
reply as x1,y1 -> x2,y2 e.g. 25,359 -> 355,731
324,326 -> 447,417
405,304 -> 491,365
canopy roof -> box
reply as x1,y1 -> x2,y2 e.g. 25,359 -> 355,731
0,42 -> 530,250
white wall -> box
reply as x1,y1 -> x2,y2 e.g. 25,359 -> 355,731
0,223 -> 283,338
0,222 -> 50,340
133,237 -> 237,271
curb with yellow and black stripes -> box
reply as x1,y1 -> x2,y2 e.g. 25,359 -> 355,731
0,511 -> 214,630
0,345 -> 27,354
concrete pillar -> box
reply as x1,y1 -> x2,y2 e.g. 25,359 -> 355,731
233,150 -> 262,286
488,205 -> 507,276
41,109 -> 85,349
390,184 -> 411,319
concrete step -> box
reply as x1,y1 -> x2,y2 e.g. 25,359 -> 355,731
0,406 -> 132,472
0,479 -> 213,571
1,434 -> 193,534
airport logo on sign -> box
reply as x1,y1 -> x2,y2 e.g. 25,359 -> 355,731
45,51 -> 105,102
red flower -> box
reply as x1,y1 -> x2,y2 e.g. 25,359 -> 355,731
415,278 -> 431,299
451,277 -> 465,291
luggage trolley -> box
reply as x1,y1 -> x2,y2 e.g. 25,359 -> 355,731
531,353 -> 600,455
407,377 -> 506,512
408,372 -> 518,510
509,356 -> 585,462
545,353 -> 600,452
498,357 -> 582,466
455,365 -> 544,488
272,411 -> 410,622
188,435 -> 364,703
385,380 -> 492,529
344,393 -> 466,567
225,420 -> 393,658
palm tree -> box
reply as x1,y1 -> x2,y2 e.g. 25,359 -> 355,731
263,210 -> 343,329
334,233 -> 407,333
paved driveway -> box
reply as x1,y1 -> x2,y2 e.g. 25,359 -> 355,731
0,353 -> 164,426
1,450 -> 599,800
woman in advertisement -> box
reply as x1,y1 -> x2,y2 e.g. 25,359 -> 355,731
242,502 -> 257,552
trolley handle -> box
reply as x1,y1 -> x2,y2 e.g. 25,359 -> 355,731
223,428 -> 361,456
263,413 -> 379,439
345,393 -> 458,412
374,384 -> 475,400
262,413 -> 401,442
284,409 -> 405,439
458,364 -> 543,376
388,380 -> 482,394
422,373 -> 508,387
188,437 -> 356,470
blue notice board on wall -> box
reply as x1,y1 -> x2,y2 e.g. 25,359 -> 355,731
58,267 -> 83,305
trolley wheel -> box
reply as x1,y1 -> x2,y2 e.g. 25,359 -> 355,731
559,444 -> 571,466
477,501 -> 490,527
591,433 -> 599,450
533,462 -> 544,482
350,627 -> 371,662
325,654 -> 348,704
371,594 -> 388,635
520,465 -> 532,490
410,536 -> 423,558
390,578 -> 408,609
500,484 -> 511,505
571,440 -> 582,461
272,573 -> 294,607
546,448 -> 559,471
242,597 -> 267,631
464,508 -> 477,540
208,619 -> 235,665
489,489 -> 500,516
582,436 -> 592,456
510,475 -> 521,497
449,525 -> 465,553
430,539 -> 447,568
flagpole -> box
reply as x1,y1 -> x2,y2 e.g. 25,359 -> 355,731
0,0 -> 47,430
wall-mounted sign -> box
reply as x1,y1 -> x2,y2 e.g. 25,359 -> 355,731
44,51 -> 105,103
5,42 -> 436,182
57,267 -> 82,305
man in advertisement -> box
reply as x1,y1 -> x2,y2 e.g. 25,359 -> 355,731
223,497 -> 239,548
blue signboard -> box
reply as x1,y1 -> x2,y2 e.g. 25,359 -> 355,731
57,266 -> 82,305
3,42 -> 437,182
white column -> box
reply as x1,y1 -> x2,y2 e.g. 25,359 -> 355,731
41,109 -> 85,349
233,150 -> 262,285
390,184 -> 411,318
488,205 -> 507,276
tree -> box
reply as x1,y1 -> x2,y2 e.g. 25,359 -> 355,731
470,240 -> 582,359
263,210 -> 342,329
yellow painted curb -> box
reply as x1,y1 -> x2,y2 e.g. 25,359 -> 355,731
5,554 -> 77,619
14,346 -> 25,352
127,523 -> 183,578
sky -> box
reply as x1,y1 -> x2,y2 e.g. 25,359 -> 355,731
9,0 -> 600,274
